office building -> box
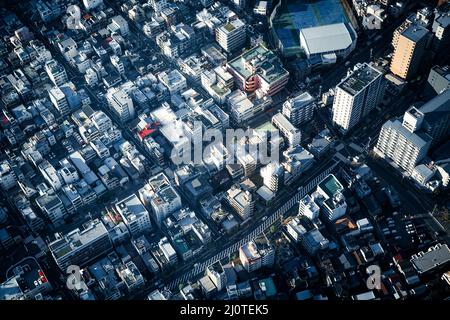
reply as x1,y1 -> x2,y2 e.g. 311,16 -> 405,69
48,219 -> 112,270
316,174 -> 347,221
390,24 -> 430,80
410,243 -> 450,275
216,18 -> 246,53
115,194 -> 152,238
282,91 -> 315,126
332,63 -> 385,133
158,236 -> 178,265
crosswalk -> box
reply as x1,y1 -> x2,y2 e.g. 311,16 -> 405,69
164,159 -> 341,291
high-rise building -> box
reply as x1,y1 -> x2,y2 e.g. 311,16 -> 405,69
45,59 -> 68,87
115,194 -> 152,238
106,87 -> 135,123
332,63 -> 385,133
390,24 -> 430,80
375,108 -> 432,173
282,91 -> 315,126
48,219 -> 112,270
216,18 -> 247,53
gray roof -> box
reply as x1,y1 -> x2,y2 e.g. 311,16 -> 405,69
300,23 -> 354,55
411,244 -> 450,274
401,24 -> 429,42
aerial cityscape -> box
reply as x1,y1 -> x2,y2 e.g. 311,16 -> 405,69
0,0 -> 450,304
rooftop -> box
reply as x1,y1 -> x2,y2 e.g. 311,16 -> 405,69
228,45 -> 289,85
49,219 -> 109,260
300,23 -> 355,55
411,243 -> 450,274
318,174 -> 344,199
338,63 -> 383,96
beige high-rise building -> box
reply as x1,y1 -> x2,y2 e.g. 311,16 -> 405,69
390,24 -> 430,80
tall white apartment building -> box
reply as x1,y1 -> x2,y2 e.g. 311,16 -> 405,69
115,194 -> 152,238
282,91 -> 315,126
375,107 -> 433,173
216,19 -> 247,53
332,63 -> 385,133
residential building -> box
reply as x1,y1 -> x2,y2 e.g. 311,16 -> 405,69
115,194 -> 152,238
272,112 -> 301,147
332,63 -> 385,133
282,91 -> 315,126
49,86 -> 69,116
239,234 -> 274,273
375,108 -> 433,173
226,185 -> 254,220
260,162 -> 284,193
0,160 -> 17,190
390,24 -> 430,80
298,194 -> 320,220
138,173 -> 182,226
106,87 -> 135,123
